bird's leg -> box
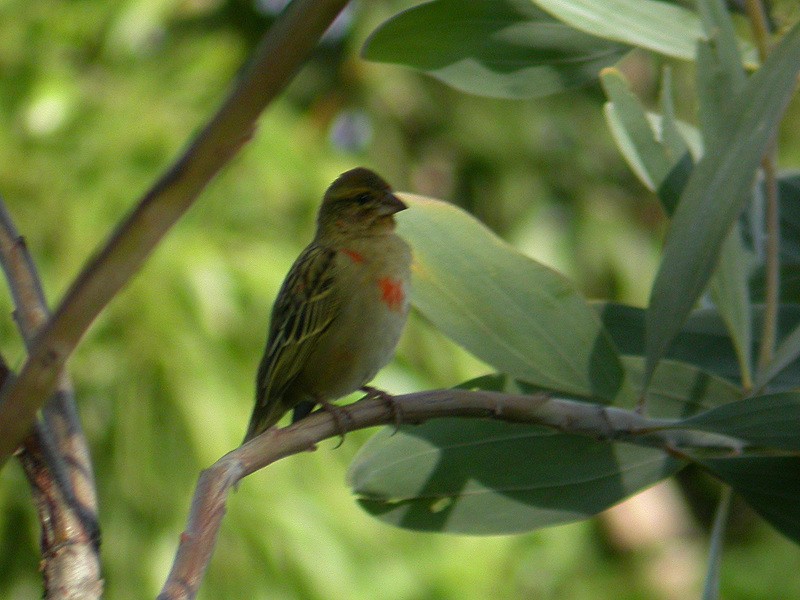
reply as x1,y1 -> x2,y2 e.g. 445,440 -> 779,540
317,398 -> 352,448
360,386 -> 403,429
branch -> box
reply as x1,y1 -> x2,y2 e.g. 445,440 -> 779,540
159,389 -> 745,600
0,200 -> 102,598
0,0 -> 351,465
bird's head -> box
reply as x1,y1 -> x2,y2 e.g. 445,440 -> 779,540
316,167 -> 407,240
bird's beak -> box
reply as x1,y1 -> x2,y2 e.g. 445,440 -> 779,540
380,192 -> 408,216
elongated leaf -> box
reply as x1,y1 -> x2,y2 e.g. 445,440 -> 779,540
755,322 -> 800,391
695,0 -> 753,386
348,362 -> 730,534
693,5 -> 754,388
532,0 -> 703,60
708,227 -> 755,387
397,194 -> 634,403
362,0 -> 628,99
602,67 -> 700,202
702,488 -> 732,600
596,302 -> 800,390
620,356 -> 740,416
750,173 -> 800,302
645,20 -> 800,387
462,357 -> 739,417
601,68 -> 700,199
695,0 -> 746,145
658,66 -> 690,163
681,393 -> 800,451
601,68 -> 674,191
349,418 -> 681,534
694,455 -> 800,544
774,173 -> 800,262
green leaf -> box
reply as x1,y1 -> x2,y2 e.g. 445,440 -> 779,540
601,68 -> 674,191
658,66 -> 691,163
681,393 -> 800,451
620,356 -> 740,417
348,418 -> 681,534
694,455 -> 800,544
774,173 -> 800,262
657,152 -> 694,215
708,228 -> 755,387
362,0 -> 628,99
596,302 -> 800,390
750,173 -> 800,302
532,0 -> 703,60
397,194 -> 634,403
347,365 -> 729,534
695,0 -> 747,145
602,67 -> 699,202
754,318 -> 800,391
691,8 -> 754,387
644,19 -> 800,387
460,357 -> 739,418
702,488 -> 732,600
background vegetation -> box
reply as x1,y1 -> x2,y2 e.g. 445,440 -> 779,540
0,0 -> 799,598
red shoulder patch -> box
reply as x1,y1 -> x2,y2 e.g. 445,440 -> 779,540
341,248 -> 365,263
378,277 -> 405,312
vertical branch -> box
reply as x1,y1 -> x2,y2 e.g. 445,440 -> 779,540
745,0 -> 781,374
16,427 -> 102,600
0,201 -> 101,598
757,155 -> 780,372
0,0 -> 351,465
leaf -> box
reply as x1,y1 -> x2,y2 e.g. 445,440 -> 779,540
397,194 -> 634,404
708,227 -> 755,388
348,417 -> 681,534
658,66 -> 690,163
681,393 -> 800,451
532,0 -> 703,60
774,173 -> 800,262
750,173 -> 800,302
691,1 -> 754,388
695,0 -> 747,145
600,61 -> 753,385
461,357 -> 739,418
596,302 -> 800,390
694,455 -> 800,544
620,356 -> 740,417
755,323 -> 800,391
644,19 -> 800,387
601,68 -> 674,191
348,364 -> 731,534
362,0 -> 628,99
702,488 -> 732,600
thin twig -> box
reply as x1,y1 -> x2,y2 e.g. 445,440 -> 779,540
744,0 -> 773,59
159,389 -> 748,600
0,200 -> 102,598
745,0 -> 781,376
756,153 -> 780,372
0,0 -> 351,465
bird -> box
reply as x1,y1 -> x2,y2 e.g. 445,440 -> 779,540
242,167 -> 412,444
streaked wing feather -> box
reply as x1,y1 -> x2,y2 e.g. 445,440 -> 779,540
256,245 -> 339,414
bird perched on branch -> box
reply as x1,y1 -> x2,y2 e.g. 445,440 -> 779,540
242,167 -> 412,444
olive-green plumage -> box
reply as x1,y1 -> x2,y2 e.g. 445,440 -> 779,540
243,168 -> 411,443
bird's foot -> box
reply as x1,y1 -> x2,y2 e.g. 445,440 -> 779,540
319,400 -> 352,448
361,386 -> 403,431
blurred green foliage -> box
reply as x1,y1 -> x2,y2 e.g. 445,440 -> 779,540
0,0 -> 798,599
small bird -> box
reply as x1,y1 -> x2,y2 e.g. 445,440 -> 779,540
242,167 -> 412,443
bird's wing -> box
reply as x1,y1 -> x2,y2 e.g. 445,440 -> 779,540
247,244 -> 341,437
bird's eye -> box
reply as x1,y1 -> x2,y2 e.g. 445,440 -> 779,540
355,192 -> 371,204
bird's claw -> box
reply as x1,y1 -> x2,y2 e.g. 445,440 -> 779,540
319,400 -> 352,448
361,386 -> 403,433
